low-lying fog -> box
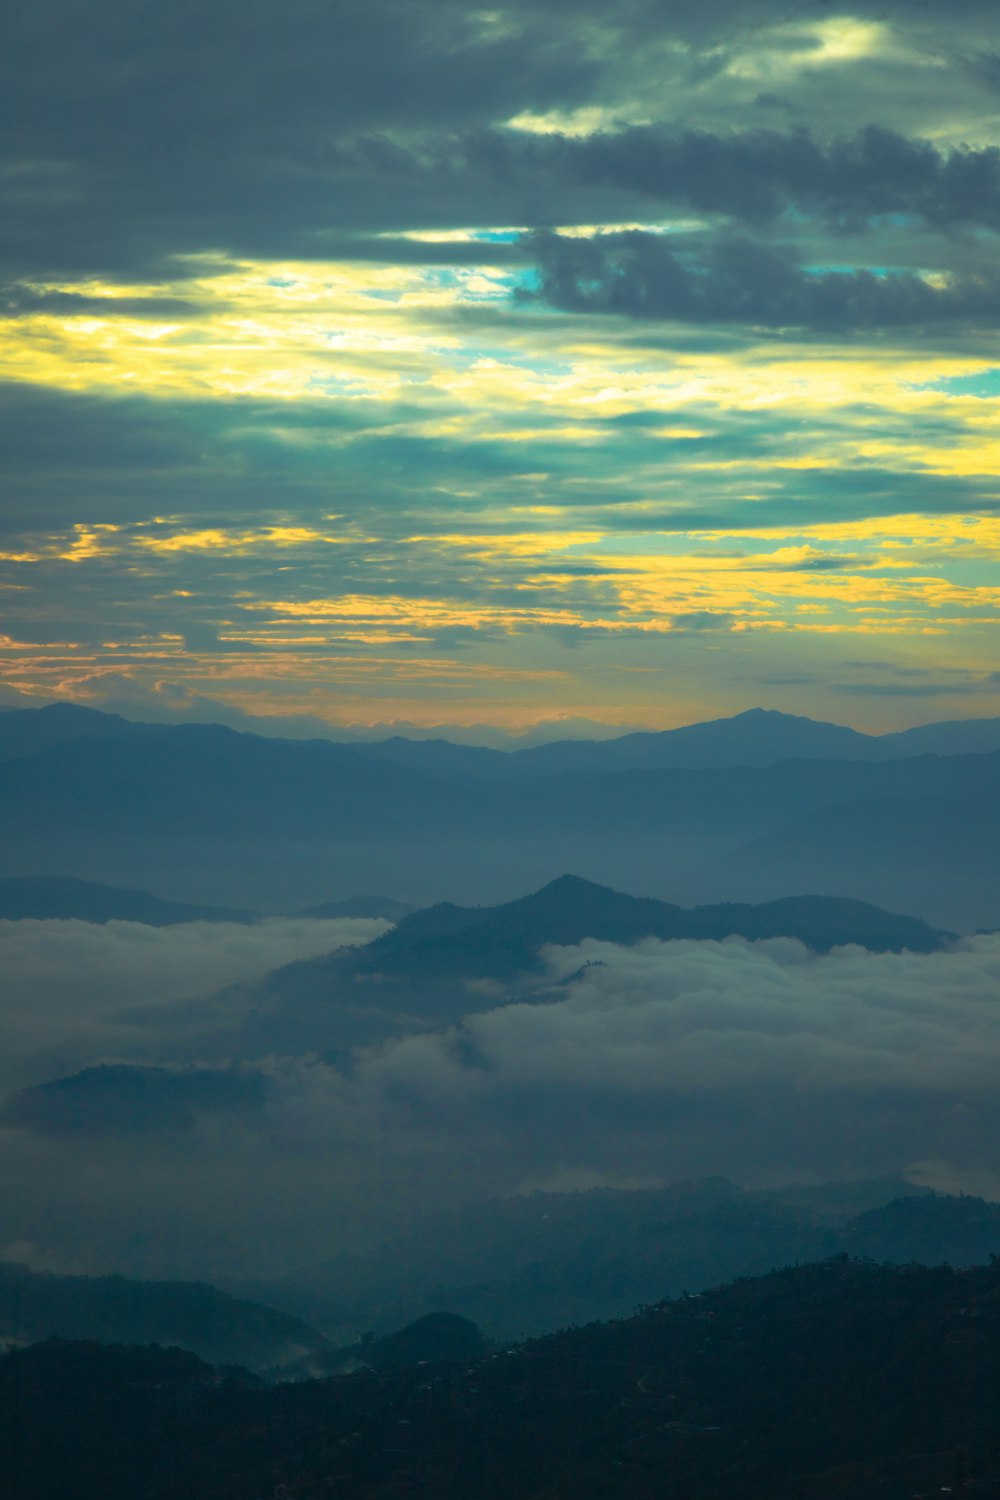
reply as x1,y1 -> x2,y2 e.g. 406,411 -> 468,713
0,916 -> 388,1088
2,920 -> 999,1280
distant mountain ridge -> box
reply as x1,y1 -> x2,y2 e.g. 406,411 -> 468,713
259,1180 -> 997,1343
0,875 -> 258,925
5,701 -> 1000,775
1,703 -> 997,929
3,880 -> 950,1138
2,1065 -> 266,1137
360,705 -> 1000,776
0,1261 -> 326,1370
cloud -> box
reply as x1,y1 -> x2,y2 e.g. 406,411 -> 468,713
526,229 -> 1000,330
3,3 -> 1000,280
0,916 -> 388,1088
4,932 -> 1000,1278
3,4 -> 1000,732
475,124 -> 1000,232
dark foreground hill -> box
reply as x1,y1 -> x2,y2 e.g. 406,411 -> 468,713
0,1262 -> 326,1371
5,1257 -> 1000,1499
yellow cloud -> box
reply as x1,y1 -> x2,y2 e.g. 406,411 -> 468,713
137,526 -> 333,554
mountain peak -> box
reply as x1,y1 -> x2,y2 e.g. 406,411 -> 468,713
533,873 -> 612,896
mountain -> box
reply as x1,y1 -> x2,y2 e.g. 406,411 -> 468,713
341,874 -> 950,984
0,720 -> 465,840
8,702 -> 1000,779
291,894 -> 417,921
444,706 -> 877,775
0,1262 -> 326,1371
0,701 -> 143,764
0,706 -> 996,927
720,791 -> 1000,928
257,1178 -> 833,1340
0,875 -> 258,924
359,706 -> 1000,778
162,876 -> 950,1065
838,1192 -> 1000,1267
280,1311 -> 493,1380
256,1179 -> 990,1345
2,1064 -> 267,1137
883,715 -> 1000,758
6,1256 -> 1000,1498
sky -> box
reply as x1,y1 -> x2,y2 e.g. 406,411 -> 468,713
3,0 -> 1000,736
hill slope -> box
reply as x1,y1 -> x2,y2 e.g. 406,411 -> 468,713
5,1257 -> 1000,1498
0,1262 -> 326,1370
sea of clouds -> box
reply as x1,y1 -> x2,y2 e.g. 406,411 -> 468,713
3,928 -> 1000,1278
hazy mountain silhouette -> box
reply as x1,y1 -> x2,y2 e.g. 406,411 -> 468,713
2,710 -> 995,851
5,701 -> 1000,788
202,877 -> 951,1062
0,1262 -> 326,1370
721,792 -> 1000,925
342,874 -> 949,987
0,875 -> 258,924
261,1180 -> 1000,1345
291,895 -> 417,921
0,702 -> 144,764
360,706 -> 1000,777
0,722 -> 462,839
0,705 -> 996,926
3,1064 -> 267,1137
838,1192 -> 1000,1268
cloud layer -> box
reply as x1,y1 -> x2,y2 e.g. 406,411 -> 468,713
1,2 -> 1000,728
4,931 -> 1000,1278
0,916 -> 387,1087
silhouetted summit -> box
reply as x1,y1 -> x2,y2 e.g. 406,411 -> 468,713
345,875 -> 949,987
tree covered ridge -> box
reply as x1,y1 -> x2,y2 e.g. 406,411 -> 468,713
5,1256 -> 1000,1498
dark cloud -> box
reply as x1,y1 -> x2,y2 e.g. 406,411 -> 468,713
0,285 -> 201,319
526,229 -> 1000,330
3,1 -> 1000,279
669,611 -> 735,630
471,123 -> 1000,231
778,555 -> 858,572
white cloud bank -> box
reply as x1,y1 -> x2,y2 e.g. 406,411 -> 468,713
0,916 -> 387,1086
4,931 -> 1000,1279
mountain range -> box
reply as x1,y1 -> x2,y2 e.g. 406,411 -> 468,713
7,1254 -> 1000,1498
251,1181 -> 1000,1344
7,700 -> 1000,774
112,875 -> 951,1067
0,1262 -> 326,1371
360,704 -> 1000,777
0,703 -> 997,926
